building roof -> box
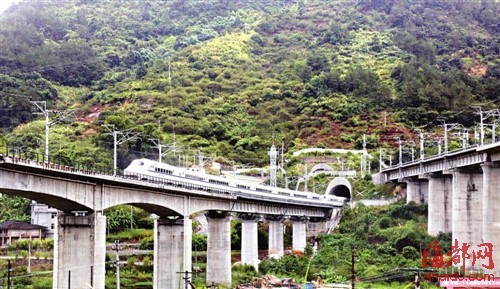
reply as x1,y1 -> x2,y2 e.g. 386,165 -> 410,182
0,220 -> 47,230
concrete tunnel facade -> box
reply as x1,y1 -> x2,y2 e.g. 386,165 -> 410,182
325,177 -> 352,201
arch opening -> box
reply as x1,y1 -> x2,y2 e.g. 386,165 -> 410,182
325,177 -> 352,201
0,189 -> 92,213
330,185 -> 351,200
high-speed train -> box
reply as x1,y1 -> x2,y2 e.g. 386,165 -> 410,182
124,158 -> 346,205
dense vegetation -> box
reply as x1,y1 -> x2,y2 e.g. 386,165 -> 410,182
0,0 -> 498,171
1,202 -> 447,288
258,201 -> 449,288
0,1 -> 497,288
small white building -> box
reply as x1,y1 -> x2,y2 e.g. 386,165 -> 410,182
30,201 -> 58,238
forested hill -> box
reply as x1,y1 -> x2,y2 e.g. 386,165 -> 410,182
0,0 -> 498,168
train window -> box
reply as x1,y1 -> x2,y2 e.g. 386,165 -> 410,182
209,179 -> 229,186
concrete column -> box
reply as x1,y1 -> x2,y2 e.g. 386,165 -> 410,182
452,168 -> 483,271
239,213 -> 260,270
426,173 -> 452,236
153,218 -> 184,289
206,211 -> 231,287
267,215 -> 285,259
183,215 -> 192,273
405,177 -> 429,204
292,216 -> 308,254
481,163 -> 500,275
53,213 -> 106,289
94,213 -> 106,289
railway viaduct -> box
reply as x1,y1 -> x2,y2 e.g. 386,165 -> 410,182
0,153 -> 349,289
380,142 -> 500,274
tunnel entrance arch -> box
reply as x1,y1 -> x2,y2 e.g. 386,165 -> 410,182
325,177 -> 352,201
310,164 -> 334,174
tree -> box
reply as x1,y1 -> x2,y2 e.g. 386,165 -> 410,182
0,195 -> 31,222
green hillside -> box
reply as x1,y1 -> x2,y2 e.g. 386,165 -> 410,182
0,0 -> 498,169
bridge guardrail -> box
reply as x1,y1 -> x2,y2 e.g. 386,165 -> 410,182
1,145 -> 114,175
382,144 -> 480,172
0,145 -> 343,207
0,145 -> 235,198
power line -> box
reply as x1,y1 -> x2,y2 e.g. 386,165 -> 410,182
103,124 -> 140,176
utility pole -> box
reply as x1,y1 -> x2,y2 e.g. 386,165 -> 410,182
104,125 -> 139,176
482,110 -> 500,144
472,106 -> 484,146
112,240 -> 122,289
361,134 -> 367,177
492,122 -> 496,143
197,150 -> 210,174
269,144 -> 277,187
281,141 -> 284,171
351,250 -> 355,289
378,148 -> 382,171
149,139 -> 166,163
150,138 -> 181,163
438,119 -> 460,153
7,260 -> 12,289
463,128 -> 469,148
398,137 -> 403,166
411,143 -> 415,162
443,120 -> 449,153
304,163 -> 308,192
32,102 -> 76,163
33,101 -> 49,163
177,271 -> 194,289
419,131 -> 425,161
28,241 -> 31,273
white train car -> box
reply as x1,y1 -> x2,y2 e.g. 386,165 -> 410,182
124,158 -> 346,205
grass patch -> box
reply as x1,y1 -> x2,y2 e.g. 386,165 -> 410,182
107,229 -> 153,242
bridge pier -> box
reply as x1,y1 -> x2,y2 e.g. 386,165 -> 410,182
267,216 -> 285,259
183,215 -> 192,273
239,213 -> 260,270
291,216 -> 308,254
153,217 -> 185,289
53,212 -> 106,289
405,177 -> 428,204
452,168 -> 483,271
206,211 -> 231,287
481,163 -> 500,274
426,173 -> 452,236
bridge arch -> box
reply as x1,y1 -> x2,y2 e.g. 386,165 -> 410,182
325,177 -> 352,201
0,188 -> 91,213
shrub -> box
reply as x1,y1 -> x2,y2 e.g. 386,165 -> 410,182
192,234 -> 207,251
376,216 -> 392,229
139,236 -> 154,250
